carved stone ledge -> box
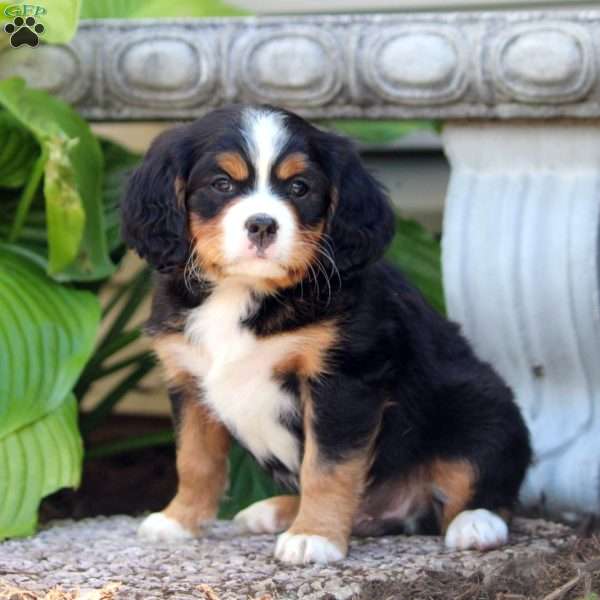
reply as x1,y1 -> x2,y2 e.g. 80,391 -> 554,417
2,12 -> 600,120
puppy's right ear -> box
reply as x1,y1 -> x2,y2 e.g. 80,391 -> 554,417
121,127 -> 190,273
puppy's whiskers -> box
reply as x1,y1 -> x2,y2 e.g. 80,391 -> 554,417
295,239 -> 340,306
315,243 -> 341,293
184,246 -> 203,292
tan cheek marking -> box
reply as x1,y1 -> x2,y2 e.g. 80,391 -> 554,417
286,385 -> 368,552
164,390 -> 231,533
276,152 -> 308,180
431,459 -> 476,530
272,320 -> 339,379
189,212 -> 229,279
290,223 -> 325,270
216,151 -> 249,181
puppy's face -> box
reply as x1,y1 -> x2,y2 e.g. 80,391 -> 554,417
122,105 -> 395,287
186,108 -> 330,284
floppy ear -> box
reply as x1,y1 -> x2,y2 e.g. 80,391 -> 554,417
324,136 -> 395,274
121,127 -> 190,273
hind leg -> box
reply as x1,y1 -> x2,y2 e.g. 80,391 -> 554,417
431,458 -> 513,551
444,509 -> 508,550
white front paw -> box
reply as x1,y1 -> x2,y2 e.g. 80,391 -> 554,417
445,509 -> 508,551
275,532 -> 345,564
138,512 -> 195,543
234,501 -> 281,534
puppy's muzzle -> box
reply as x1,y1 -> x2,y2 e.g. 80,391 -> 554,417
245,213 -> 278,252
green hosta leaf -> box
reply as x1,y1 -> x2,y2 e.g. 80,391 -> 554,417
0,110 -> 38,188
80,0 -> 246,18
0,0 -> 81,45
0,78 -> 114,281
219,442 -> 282,519
0,135 -> 138,268
386,218 -> 445,314
0,245 -> 98,539
0,244 -> 100,439
43,134 -> 85,274
0,394 -> 82,539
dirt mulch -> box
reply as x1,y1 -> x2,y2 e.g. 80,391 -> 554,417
356,536 -> 600,600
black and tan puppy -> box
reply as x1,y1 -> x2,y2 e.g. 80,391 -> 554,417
121,105 -> 531,564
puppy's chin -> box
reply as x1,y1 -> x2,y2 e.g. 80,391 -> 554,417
224,258 -> 288,280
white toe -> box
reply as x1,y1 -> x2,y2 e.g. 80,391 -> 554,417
445,509 -> 508,551
275,532 -> 345,564
234,501 -> 282,534
138,512 -> 194,543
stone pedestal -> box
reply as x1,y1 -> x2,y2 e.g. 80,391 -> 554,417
442,123 -> 600,516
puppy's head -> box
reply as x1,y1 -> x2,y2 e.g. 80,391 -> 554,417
122,105 -> 394,286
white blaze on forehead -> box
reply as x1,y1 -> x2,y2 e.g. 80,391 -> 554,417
218,108 -> 296,273
242,108 -> 289,189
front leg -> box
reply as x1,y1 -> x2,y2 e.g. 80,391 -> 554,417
275,377 -> 380,564
138,378 -> 230,542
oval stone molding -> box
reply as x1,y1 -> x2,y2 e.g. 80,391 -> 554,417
361,26 -> 468,105
492,22 -> 595,103
59,13 -> 600,119
229,27 -> 343,107
0,43 -> 89,104
105,31 -> 217,108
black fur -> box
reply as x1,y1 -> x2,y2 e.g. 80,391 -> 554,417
121,126 -> 190,273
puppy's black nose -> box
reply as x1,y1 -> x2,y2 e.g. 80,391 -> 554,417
245,213 -> 278,250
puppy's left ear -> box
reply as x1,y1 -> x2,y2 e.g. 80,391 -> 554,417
322,135 -> 395,274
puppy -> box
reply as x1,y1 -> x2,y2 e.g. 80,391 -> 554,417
121,105 -> 531,564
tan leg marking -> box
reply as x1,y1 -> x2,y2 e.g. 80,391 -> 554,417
285,391 -> 368,553
431,459 -> 476,531
164,390 -> 231,533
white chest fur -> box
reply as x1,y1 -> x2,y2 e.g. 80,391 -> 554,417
183,282 -> 300,472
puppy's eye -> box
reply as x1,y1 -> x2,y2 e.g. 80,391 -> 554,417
289,179 -> 309,198
211,176 -> 234,193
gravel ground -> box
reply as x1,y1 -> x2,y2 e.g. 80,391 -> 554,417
0,517 -> 575,600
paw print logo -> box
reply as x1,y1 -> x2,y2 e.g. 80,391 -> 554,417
4,16 -> 45,48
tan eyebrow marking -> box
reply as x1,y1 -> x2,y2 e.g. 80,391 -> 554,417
276,152 -> 308,180
216,151 -> 249,181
